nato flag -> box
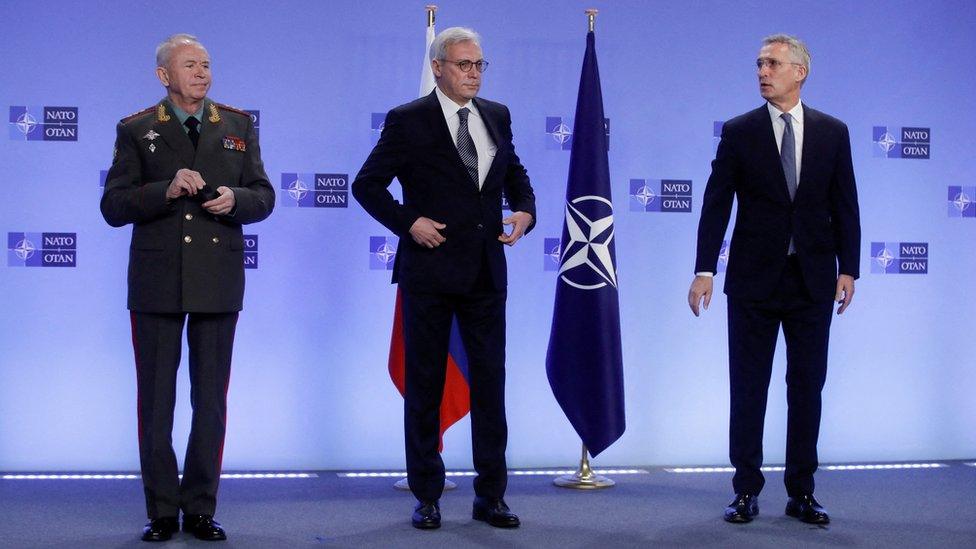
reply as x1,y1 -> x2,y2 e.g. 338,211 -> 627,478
545,31 -> 625,457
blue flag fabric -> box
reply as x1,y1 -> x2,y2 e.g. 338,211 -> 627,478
545,31 -> 625,457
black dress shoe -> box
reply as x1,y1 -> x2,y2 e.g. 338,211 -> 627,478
472,496 -> 520,528
182,514 -> 227,541
786,494 -> 830,524
141,517 -> 179,542
723,494 -> 759,523
412,501 -> 441,529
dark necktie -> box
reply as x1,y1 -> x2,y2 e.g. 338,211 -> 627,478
184,116 -> 200,149
780,113 -> 797,201
780,112 -> 797,253
456,108 -> 479,186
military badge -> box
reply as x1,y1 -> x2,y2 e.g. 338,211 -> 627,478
209,103 -> 221,124
143,130 -> 160,141
222,135 -> 246,152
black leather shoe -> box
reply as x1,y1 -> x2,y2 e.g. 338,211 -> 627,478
182,514 -> 227,541
141,517 -> 179,542
472,497 -> 520,528
412,501 -> 441,529
723,494 -> 759,523
786,494 -> 830,524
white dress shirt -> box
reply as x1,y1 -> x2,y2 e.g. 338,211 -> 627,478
435,86 -> 496,190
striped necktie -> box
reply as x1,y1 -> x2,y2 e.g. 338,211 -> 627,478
456,108 -> 479,186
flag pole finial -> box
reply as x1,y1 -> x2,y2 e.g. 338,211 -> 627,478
426,5 -> 438,27
585,9 -> 598,32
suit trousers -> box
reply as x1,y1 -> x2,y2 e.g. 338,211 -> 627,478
401,258 -> 508,503
130,311 -> 238,518
727,256 -> 833,497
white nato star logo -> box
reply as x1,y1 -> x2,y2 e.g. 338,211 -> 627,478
719,243 -> 730,266
374,121 -> 385,132
875,246 -> 894,269
550,122 -> 572,145
288,178 -> 309,202
547,242 -> 562,265
558,195 -> 617,290
15,112 -> 38,135
877,132 -> 896,153
953,191 -> 972,213
13,238 -> 36,261
375,241 -> 396,264
634,184 -> 655,207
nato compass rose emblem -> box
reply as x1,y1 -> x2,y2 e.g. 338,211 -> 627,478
287,177 -> 309,202
375,241 -> 396,265
876,131 -> 896,154
953,189 -> 972,213
557,195 -> 617,290
15,112 -> 38,136
13,237 -> 36,261
634,183 -> 655,208
551,122 -> 572,146
874,245 -> 894,269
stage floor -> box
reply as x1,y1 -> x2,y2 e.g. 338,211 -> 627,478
2,462 -> 974,548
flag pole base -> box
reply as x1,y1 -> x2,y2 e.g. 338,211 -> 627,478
394,478 -> 457,491
553,443 -> 615,489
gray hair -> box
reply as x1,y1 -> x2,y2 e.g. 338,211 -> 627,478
156,33 -> 207,68
429,27 -> 481,61
762,33 -> 811,83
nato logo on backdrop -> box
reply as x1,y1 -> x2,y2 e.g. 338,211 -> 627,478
244,234 -> 258,269
712,121 -> 724,154
7,232 -> 76,267
545,116 -> 610,151
948,186 -> 974,218
871,242 -> 928,274
543,237 -> 562,271
9,106 -> 78,141
280,173 -> 349,208
371,112 -> 386,144
717,240 -> 729,273
873,126 -> 930,159
369,236 -> 397,270
629,179 -> 693,212
245,110 -> 260,139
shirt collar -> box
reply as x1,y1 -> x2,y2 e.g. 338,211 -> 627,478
767,99 -> 803,125
167,99 -> 205,126
434,86 -> 479,120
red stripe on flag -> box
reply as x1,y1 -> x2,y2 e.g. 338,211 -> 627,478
388,288 -> 470,452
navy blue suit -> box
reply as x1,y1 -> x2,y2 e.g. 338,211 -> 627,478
695,104 -> 860,496
352,91 -> 535,503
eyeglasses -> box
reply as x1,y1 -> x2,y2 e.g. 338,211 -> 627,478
756,58 -> 802,71
441,59 -> 489,73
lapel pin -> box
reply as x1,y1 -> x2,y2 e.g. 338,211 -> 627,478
143,130 -> 160,141
149,143 -> 156,153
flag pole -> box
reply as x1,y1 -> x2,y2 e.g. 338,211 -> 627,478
552,9 -> 616,491
554,444 -> 615,489
394,4 -> 456,492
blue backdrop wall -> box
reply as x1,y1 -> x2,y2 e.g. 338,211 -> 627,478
1,0 -> 974,471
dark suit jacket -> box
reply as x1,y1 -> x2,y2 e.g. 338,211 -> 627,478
695,104 -> 860,301
352,91 -> 536,294
101,98 -> 275,313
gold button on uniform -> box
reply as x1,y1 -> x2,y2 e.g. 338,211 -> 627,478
185,213 -> 193,220
184,235 -> 192,244
212,237 -> 220,244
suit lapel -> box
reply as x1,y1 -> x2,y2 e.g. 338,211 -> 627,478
194,99 -> 223,171
755,105 -> 792,204
797,106 -> 819,200
473,97 -> 504,191
153,100 -> 196,168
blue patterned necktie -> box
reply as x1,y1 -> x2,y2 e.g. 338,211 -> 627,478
780,113 -> 797,201
456,108 -> 479,186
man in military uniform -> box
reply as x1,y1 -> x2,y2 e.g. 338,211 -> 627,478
100,33 -> 274,542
